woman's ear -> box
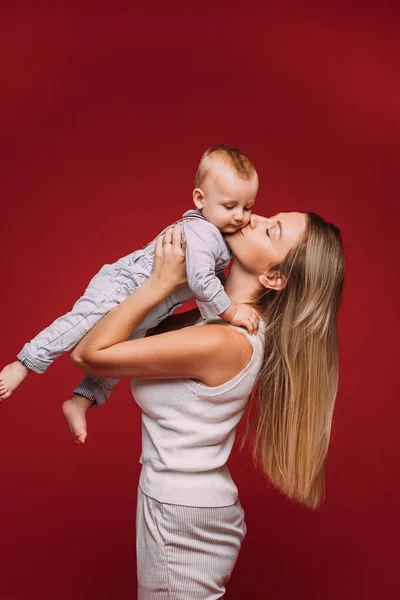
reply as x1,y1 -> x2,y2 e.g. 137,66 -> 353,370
259,269 -> 286,291
193,188 -> 205,210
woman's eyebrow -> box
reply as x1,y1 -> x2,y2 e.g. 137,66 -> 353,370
277,220 -> 282,239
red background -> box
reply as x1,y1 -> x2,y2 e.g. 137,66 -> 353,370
1,2 -> 399,599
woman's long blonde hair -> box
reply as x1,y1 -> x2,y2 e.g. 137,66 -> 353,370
244,212 -> 344,509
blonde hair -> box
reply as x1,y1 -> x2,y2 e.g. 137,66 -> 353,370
195,144 -> 256,189
244,212 -> 344,509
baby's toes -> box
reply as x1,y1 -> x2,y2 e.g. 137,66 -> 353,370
0,388 -> 11,400
76,431 -> 87,444
72,426 -> 87,444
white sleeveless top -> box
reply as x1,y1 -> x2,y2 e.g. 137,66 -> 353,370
130,317 -> 265,507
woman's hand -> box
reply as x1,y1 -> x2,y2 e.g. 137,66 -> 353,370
149,224 -> 187,295
71,224 -> 187,370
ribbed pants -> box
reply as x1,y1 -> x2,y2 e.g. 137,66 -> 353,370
136,487 -> 246,599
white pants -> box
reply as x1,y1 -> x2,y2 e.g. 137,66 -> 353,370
136,487 -> 246,599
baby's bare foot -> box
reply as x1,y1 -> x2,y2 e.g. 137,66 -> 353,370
62,394 -> 93,444
0,361 -> 31,400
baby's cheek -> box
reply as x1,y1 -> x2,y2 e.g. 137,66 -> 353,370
243,213 -> 251,225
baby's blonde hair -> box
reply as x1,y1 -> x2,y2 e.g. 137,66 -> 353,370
195,144 -> 256,189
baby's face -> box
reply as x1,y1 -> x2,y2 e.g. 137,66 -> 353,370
194,161 -> 258,234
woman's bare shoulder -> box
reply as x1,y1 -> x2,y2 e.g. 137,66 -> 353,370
185,322 -> 253,386
172,320 -> 252,350
197,322 -> 252,348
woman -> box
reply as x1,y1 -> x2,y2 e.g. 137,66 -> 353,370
68,211 -> 344,599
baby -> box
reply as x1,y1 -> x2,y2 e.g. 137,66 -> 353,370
0,145 -> 259,438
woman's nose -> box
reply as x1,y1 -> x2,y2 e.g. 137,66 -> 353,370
249,214 -> 269,228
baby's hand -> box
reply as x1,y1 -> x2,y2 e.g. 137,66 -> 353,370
230,304 -> 259,335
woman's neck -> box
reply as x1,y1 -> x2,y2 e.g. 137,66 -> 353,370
224,259 -> 262,308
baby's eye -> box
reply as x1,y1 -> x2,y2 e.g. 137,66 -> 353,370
244,207 -> 252,212
224,206 -> 234,210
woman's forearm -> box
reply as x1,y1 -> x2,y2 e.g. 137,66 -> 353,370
72,279 -> 169,362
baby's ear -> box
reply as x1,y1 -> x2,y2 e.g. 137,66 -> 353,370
193,188 -> 205,210
259,269 -> 286,291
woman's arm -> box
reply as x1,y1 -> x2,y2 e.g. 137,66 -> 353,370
71,226 -> 251,386
71,320 -> 240,384
71,283 -> 247,386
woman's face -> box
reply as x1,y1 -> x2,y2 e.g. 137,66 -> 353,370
225,212 -> 307,274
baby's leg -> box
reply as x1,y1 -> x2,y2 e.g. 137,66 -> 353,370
1,262 -> 133,401
62,327 -> 150,443
0,361 -> 31,400
18,262 -> 127,374
62,394 -> 94,444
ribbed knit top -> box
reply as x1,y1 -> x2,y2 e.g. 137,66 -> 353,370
131,317 -> 265,507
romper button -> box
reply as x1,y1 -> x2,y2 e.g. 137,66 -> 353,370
116,287 -> 121,293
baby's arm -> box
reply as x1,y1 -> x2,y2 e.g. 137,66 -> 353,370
220,303 -> 260,335
184,224 -> 231,315
184,222 -> 259,334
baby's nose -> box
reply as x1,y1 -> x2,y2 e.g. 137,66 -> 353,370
233,210 -> 244,222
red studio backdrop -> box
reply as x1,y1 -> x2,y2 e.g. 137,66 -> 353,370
1,2 -> 399,599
